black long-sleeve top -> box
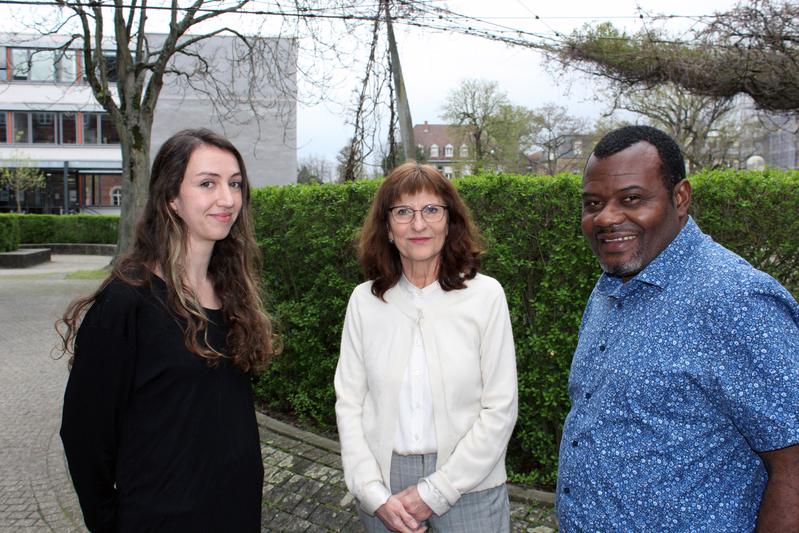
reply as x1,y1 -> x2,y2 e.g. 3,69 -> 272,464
60,277 -> 263,533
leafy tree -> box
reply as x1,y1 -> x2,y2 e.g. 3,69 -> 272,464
442,79 -> 510,169
549,0 -> 799,113
528,104 -> 588,176
0,154 -> 45,213
484,104 -> 536,173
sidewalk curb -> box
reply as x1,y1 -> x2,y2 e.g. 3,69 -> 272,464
255,411 -> 556,505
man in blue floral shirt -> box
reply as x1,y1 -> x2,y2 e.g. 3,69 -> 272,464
557,125 -> 799,532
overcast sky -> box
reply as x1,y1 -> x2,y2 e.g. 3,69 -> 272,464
0,0 -> 740,172
297,0 -> 739,169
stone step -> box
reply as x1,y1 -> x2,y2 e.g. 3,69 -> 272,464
0,248 -> 51,268
19,243 -> 115,255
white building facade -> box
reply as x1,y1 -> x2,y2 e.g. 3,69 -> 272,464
0,33 -> 297,214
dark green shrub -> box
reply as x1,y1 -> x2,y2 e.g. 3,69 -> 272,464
690,169 -> 799,296
19,214 -> 118,244
0,214 -> 20,252
252,170 -> 799,489
252,181 -> 375,428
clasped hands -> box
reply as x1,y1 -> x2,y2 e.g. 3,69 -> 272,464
375,484 -> 434,533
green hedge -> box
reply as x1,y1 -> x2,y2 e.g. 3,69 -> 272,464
0,214 -> 20,252
252,169 -> 799,489
18,214 -> 118,244
690,168 -> 799,295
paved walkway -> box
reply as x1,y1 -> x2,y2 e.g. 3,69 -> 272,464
0,256 -> 557,532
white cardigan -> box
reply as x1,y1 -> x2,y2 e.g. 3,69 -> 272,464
334,273 -> 518,515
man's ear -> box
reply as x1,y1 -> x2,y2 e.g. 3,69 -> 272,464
673,179 -> 692,219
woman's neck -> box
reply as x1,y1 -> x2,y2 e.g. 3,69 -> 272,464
402,258 -> 440,289
182,239 -> 220,309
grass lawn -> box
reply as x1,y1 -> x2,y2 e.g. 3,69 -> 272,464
65,269 -> 108,280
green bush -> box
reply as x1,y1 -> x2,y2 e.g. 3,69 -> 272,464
18,214 -> 118,244
0,214 -> 20,252
251,170 -> 799,489
690,169 -> 799,296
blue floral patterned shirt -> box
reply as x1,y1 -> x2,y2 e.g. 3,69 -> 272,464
557,217 -> 799,532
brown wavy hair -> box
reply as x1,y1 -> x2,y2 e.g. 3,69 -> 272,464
57,128 -> 274,372
359,161 -> 484,300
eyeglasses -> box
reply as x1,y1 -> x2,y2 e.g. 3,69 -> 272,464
388,204 -> 448,224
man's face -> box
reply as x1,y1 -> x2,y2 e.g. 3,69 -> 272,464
581,141 -> 690,281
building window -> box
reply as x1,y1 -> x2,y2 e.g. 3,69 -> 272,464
29,50 -> 54,81
445,144 -> 453,158
11,49 -> 29,80
443,166 -> 453,178
100,114 -> 119,144
9,48 -> 79,82
430,144 -> 439,158
83,113 -> 99,144
31,112 -> 57,143
110,186 -> 122,206
82,174 -> 122,207
573,140 -> 583,156
0,112 -> 6,143
460,144 -> 468,157
13,112 -> 29,142
83,113 -> 119,145
61,113 -> 77,144
0,47 -> 7,81
85,53 -> 118,83
56,50 -> 77,83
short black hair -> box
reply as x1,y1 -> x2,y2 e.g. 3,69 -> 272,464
592,125 -> 686,192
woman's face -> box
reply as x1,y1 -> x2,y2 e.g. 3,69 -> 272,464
387,190 -> 448,277
169,145 -> 243,251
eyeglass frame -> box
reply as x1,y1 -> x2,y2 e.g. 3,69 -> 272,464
387,204 -> 449,224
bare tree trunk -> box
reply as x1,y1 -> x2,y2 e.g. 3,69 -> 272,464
117,124 -> 151,255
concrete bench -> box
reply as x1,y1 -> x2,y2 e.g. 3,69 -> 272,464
19,243 -> 115,255
0,248 -> 51,268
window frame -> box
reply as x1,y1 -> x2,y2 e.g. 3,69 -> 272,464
0,112 -> 7,144
8,47 -> 79,83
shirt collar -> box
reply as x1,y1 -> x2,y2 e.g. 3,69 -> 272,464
596,216 -> 703,296
399,273 -> 442,299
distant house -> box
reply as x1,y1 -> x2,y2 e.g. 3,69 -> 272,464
413,121 -> 474,178
0,33 -> 297,215
525,133 -> 594,176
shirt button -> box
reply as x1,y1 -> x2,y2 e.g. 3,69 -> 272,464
598,344 -> 606,352
563,487 -> 571,495
616,302 -> 623,310
585,392 -> 592,400
572,440 -> 578,447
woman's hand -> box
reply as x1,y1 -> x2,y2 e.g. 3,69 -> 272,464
397,485 -> 434,522
375,495 -> 427,533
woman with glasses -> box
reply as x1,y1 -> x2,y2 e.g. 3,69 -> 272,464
335,162 -> 518,533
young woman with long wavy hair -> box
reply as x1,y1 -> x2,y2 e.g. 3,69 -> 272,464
57,129 -> 274,533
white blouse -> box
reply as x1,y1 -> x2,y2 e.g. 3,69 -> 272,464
393,275 -> 439,455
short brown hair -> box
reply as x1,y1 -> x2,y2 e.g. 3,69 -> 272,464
358,162 -> 483,299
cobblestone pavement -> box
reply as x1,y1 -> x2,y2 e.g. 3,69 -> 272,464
0,258 -> 557,532
258,416 -> 558,532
